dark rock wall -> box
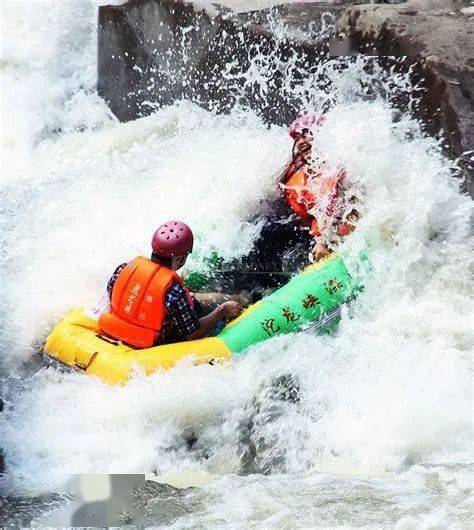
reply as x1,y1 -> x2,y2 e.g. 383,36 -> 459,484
338,0 -> 473,194
98,1 -> 232,121
98,0 -> 472,194
98,0 -> 339,125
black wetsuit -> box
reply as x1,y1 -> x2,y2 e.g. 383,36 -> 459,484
209,197 -> 312,294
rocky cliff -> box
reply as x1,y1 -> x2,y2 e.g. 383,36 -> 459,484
98,0 -> 473,193
98,1 -> 346,126
338,0 -> 473,193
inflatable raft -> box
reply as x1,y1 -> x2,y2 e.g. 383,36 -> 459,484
44,253 -> 360,384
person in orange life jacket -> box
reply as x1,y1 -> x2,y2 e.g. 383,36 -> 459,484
98,221 -> 244,349
279,113 -> 358,261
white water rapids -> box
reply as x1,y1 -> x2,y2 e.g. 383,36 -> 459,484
1,1 -> 473,527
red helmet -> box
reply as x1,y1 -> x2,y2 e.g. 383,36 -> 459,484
289,113 -> 325,139
151,221 -> 194,257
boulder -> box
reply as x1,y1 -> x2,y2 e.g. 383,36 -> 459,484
97,1 -> 345,125
337,0 -> 473,194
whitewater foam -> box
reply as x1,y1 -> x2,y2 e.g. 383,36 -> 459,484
1,1 -> 472,527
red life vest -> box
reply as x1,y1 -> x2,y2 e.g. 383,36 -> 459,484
98,256 -> 181,348
281,157 -> 355,238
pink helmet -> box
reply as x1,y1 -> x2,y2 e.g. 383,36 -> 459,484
151,221 -> 194,257
289,113 -> 325,139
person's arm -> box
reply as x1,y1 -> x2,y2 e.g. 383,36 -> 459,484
193,292 -> 251,308
107,263 -> 127,299
187,301 -> 243,341
166,285 -> 243,342
186,305 -> 225,341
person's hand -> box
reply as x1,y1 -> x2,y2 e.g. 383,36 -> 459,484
219,301 -> 244,321
311,243 -> 331,262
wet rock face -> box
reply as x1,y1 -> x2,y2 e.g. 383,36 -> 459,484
98,0 -> 472,193
98,0 -> 341,125
338,0 -> 473,194
98,1 -> 235,122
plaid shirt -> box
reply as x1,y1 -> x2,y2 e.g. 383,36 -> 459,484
107,263 -> 199,343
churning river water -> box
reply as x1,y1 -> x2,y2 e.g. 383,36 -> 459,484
1,1 -> 473,527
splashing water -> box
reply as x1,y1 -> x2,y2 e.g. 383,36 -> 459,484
1,1 -> 473,527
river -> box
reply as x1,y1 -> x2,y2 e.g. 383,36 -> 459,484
1,1 -> 472,527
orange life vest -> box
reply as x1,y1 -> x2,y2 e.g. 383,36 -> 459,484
283,165 -> 316,220
282,158 -> 355,238
98,256 -> 180,348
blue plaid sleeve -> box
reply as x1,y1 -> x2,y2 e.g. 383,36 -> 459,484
164,283 -> 200,337
107,263 -> 127,299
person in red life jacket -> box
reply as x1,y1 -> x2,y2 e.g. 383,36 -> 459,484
280,113 -> 358,261
98,221 -> 243,349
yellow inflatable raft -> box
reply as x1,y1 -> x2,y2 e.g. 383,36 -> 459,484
44,255 -> 359,385
45,308 -> 232,385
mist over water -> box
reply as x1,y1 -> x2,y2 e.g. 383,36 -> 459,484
1,1 -> 473,527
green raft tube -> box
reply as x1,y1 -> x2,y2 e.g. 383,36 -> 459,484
44,253 -> 361,385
